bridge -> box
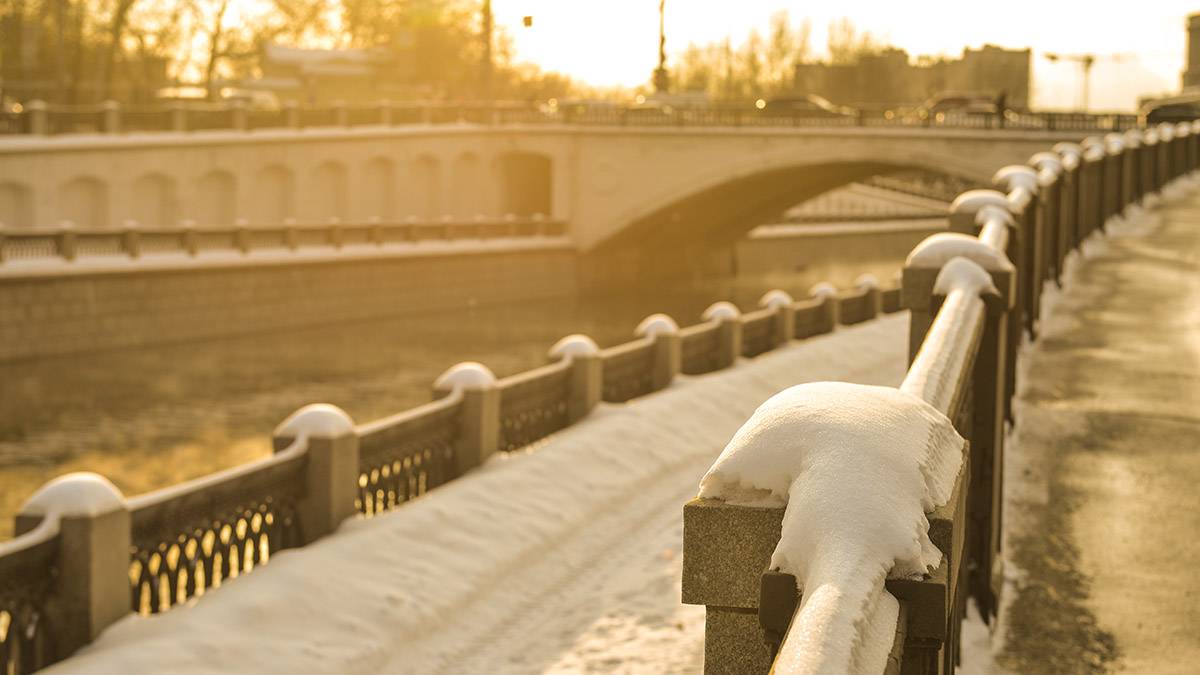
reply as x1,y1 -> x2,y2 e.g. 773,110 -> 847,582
1,110 -> 1197,675
0,112 -> 1131,254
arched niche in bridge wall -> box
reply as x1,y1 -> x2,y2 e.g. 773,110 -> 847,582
196,170 -> 236,225
496,152 -> 552,218
451,152 -> 484,217
57,176 -> 109,228
364,157 -> 396,220
254,165 -> 295,224
129,173 -> 178,227
310,161 -> 348,221
0,181 -> 33,228
411,155 -> 441,220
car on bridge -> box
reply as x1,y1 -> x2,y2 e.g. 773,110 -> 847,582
759,94 -> 857,120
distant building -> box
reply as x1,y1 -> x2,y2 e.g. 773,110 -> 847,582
1184,13 -> 1200,89
793,45 -> 1031,111
244,44 -> 400,105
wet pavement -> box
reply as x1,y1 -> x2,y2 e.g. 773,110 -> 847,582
1000,189 -> 1200,674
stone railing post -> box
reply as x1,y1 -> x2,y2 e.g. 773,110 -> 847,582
854,273 -> 883,318
15,473 -> 130,660
272,404 -> 360,544
179,219 -> 199,256
169,103 -> 188,132
1122,129 -> 1144,206
121,220 -> 141,258
808,282 -> 840,330
230,99 -> 248,131
56,220 -> 78,261
758,289 -> 795,348
635,314 -> 681,391
992,165 -> 1040,336
433,362 -> 500,476
1029,152 -> 1064,283
702,301 -> 743,369
1079,142 -> 1106,240
1141,128 -> 1159,201
101,100 -> 121,134
283,101 -> 301,129
26,99 -> 48,135
549,335 -> 602,423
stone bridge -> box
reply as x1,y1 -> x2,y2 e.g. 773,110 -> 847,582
0,124 -> 1096,255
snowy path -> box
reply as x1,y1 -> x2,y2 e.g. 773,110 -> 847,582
46,314 -> 909,675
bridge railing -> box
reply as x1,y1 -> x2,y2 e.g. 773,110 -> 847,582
2,99 -> 1142,137
0,216 -> 566,268
0,259 -> 905,671
681,120 -> 1199,673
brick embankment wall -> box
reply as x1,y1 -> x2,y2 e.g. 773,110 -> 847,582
0,249 -> 578,362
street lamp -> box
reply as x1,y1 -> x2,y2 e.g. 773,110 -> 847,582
653,0 -> 669,93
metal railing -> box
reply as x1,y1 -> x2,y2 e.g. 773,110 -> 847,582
2,99 -> 1142,137
681,119 -> 1199,673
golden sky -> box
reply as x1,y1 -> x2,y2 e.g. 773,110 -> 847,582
492,0 -> 1197,111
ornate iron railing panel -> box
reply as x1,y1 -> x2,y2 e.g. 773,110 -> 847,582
679,322 -> 722,375
497,361 -> 572,452
600,338 -> 656,403
356,393 -> 462,517
740,309 -> 776,357
126,446 -> 307,615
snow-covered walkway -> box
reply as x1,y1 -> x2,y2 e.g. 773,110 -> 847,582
45,314 -> 909,675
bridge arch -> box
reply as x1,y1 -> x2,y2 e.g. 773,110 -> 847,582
0,181 -> 32,227
364,157 -> 396,220
130,173 -> 178,227
497,151 -> 552,218
57,176 -> 109,228
196,170 -> 236,225
588,141 -> 989,253
411,155 -> 441,219
310,161 -> 348,221
253,165 -> 295,224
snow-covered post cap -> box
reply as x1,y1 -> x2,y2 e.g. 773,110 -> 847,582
808,281 -> 838,299
1104,133 -> 1125,156
273,403 -> 356,443
1082,143 -> 1106,163
19,472 -> 125,520
906,232 -> 1015,275
992,164 -> 1039,196
702,301 -> 741,322
1142,127 -> 1160,145
694,381 -> 964,674
1028,151 -> 1063,176
1158,122 -> 1176,142
758,289 -> 794,309
1122,128 -> 1143,149
548,334 -> 599,361
948,189 -> 1013,234
854,273 -> 879,290
433,361 -> 497,391
635,313 -> 679,337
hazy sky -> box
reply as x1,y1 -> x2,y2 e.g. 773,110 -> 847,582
490,1 -> 1197,111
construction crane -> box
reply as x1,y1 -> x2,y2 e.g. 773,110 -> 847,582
1043,52 -> 1129,111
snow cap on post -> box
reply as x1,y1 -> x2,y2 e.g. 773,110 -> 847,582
808,281 -> 838,299
992,165 -> 1039,194
1122,128 -> 1143,148
697,381 -> 964,673
949,189 -> 1014,233
19,472 -> 125,519
433,362 -> 497,391
758,289 -> 795,309
854,273 -> 879,289
702,301 -> 741,322
1143,127 -> 1160,145
1104,133 -> 1125,155
273,403 -> 356,440
1028,151 -> 1063,176
932,256 -> 1001,298
1082,143 -> 1106,162
635,313 -> 679,337
1177,121 -> 1192,137
548,334 -> 599,361
1158,122 -> 1176,141
907,232 -> 1014,273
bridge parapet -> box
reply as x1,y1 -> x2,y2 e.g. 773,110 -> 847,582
680,119 -> 1200,674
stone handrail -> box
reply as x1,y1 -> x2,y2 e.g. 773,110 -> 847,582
0,99 -> 1142,137
0,216 -> 567,269
681,120 -> 1199,673
0,266 -> 902,672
